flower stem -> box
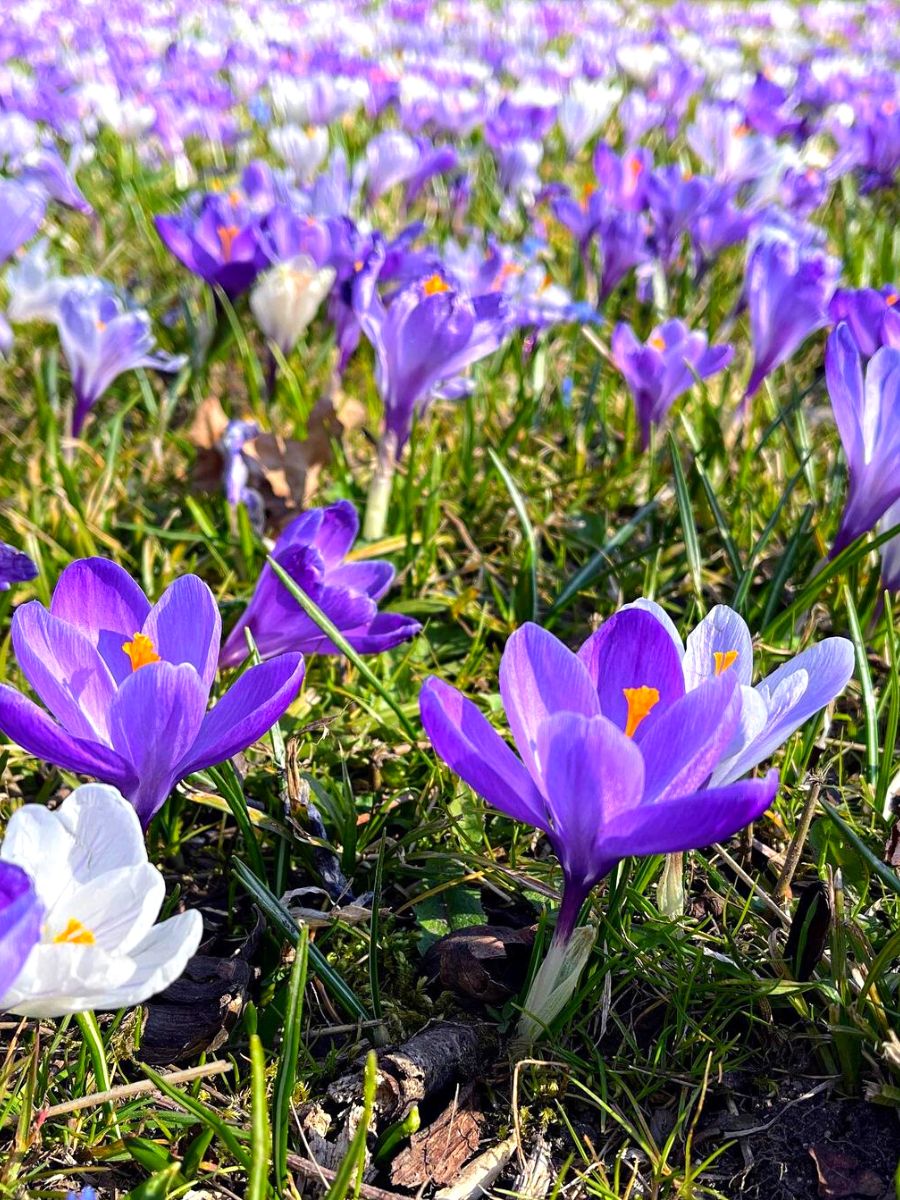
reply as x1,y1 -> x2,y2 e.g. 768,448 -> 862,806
658,851 -> 685,918
515,922 -> 595,1049
363,431 -> 397,541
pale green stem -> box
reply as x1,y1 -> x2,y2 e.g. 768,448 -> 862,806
363,431 -> 398,541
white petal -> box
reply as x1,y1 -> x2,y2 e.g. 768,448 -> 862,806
42,864 -> 164,955
54,784 -> 147,878
2,943 -> 134,1018
0,804 -> 74,913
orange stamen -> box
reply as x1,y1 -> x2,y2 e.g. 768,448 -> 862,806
623,685 -> 660,738
95,319 -> 107,332
122,632 -> 160,672
887,293 -> 898,307
217,224 -> 240,262
649,333 -> 666,351
227,189 -> 242,207
422,273 -> 451,296
53,918 -> 95,946
626,156 -> 643,181
714,650 -> 739,676
734,122 -> 751,138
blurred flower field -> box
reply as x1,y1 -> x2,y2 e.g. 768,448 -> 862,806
0,0 -> 899,1196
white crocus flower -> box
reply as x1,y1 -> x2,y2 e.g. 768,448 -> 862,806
250,255 -> 336,357
0,784 -> 202,1018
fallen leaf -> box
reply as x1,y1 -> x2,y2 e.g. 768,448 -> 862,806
423,923 -> 536,1004
809,1144 -> 885,1199
142,955 -> 251,1065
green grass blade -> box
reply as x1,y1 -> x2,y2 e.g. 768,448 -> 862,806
273,927 -> 309,1192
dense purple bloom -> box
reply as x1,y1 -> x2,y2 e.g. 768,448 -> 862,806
0,559 -> 305,826
219,501 -> 420,667
0,544 -> 38,591
645,166 -> 711,267
421,617 -> 777,941
829,286 -> 900,358
744,234 -> 839,400
57,281 -> 186,436
826,323 -> 900,556
592,142 -> 651,211
617,601 -> 854,785
356,242 -> 508,448
0,861 -> 42,1003
611,319 -> 733,446
597,209 -> 653,300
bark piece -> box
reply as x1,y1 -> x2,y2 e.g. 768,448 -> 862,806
141,955 -> 250,1065
433,1134 -> 517,1200
423,924 -> 536,1004
390,1085 -> 484,1188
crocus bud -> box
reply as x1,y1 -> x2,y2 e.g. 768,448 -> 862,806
250,254 -> 336,357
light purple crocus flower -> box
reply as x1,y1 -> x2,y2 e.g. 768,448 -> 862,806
744,233 -> 840,400
612,601 -> 854,786
826,322 -> 900,557
0,179 -> 45,263
0,559 -> 306,827
421,615 -> 778,944
0,862 -> 42,1003
611,319 -> 734,447
155,190 -> 266,299
58,281 -> 186,436
0,544 -> 38,591
220,501 -> 419,667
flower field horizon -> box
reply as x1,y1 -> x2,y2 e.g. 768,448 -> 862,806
0,0 -> 899,1196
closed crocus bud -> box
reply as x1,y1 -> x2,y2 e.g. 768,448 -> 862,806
250,255 -> 336,357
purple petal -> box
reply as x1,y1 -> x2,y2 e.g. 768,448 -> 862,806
326,560 -> 395,602
602,771 -> 779,859
499,623 -> 600,784
11,601 -> 117,742
638,673 -> 741,803
312,500 -> 359,565
0,683 -> 135,787
0,862 -> 42,1001
683,605 -> 753,689
178,653 -> 305,777
577,608 -> 685,737
341,612 -> 421,655
108,663 -> 209,826
419,676 -> 550,831
50,559 -> 151,685
141,576 -> 220,693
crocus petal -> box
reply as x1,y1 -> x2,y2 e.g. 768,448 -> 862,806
602,771 -> 779,859
711,638 -> 854,785
177,653 -> 305,777
618,598 -> 684,657
313,499 -> 359,564
42,863 -> 164,955
577,608 -> 685,736
638,673 -> 741,803
0,684 -> 135,788
326,561 -> 395,602
420,676 -> 550,831
108,663 -> 209,826
50,558 -> 151,684
499,623 -> 601,785
0,862 -> 42,1002
683,605 -> 754,689
142,576 -> 221,693
11,601 -> 117,742
340,612 -> 422,655
826,322 -> 865,468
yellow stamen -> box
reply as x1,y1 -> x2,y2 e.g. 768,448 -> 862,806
217,224 -> 240,262
734,122 -> 751,138
626,156 -> 643,181
122,632 -> 160,672
227,189 -> 242,207
95,319 -> 107,332
623,685 -> 660,738
581,181 -> 596,203
649,333 -> 666,351
53,917 -> 95,946
887,293 -> 898,307
422,273 -> 451,296
714,649 -> 739,676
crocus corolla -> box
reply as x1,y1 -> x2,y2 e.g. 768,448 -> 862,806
0,784 -> 202,1017
0,861 -> 42,1002
0,544 -> 38,591
0,559 -> 306,826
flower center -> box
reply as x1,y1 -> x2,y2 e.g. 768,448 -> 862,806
422,273 -> 451,296
627,156 -> 643,181
95,319 -> 107,332
122,632 -> 161,672
887,292 -> 898,307
217,224 -> 240,262
649,333 -> 666,350
713,649 -> 739,676
53,917 -> 95,946
623,685 -> 660,738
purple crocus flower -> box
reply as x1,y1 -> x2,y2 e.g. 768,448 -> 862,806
612,601 -> 854,786
155,189 -> 266,299
611,319 -> 733,447
744,233 -> 840,400
829,286 -> 900,358
356,241 -> 508,449
0,179 -> 45,263
219,500 -> 420,668
826,322 -> 900,556
0,861 -> 42,1002
645,166 -> 711,268
421,617 -> 778,945
0,559 -> 305,827
597,209 -> 653,300
58,281 -> 186,436
0,544 -> 38,591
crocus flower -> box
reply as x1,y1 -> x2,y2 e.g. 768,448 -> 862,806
829,286 -> 900,358
0,559 -> 306,826
878,497 -> 900,592
421,616 -> 778,946
219,500 -> 420,667
155,190 -> 266,298
250,255 -> 336,357
558,80 -> 621,156
611,319 -> 734,446
0,784 -> 202,1017
57,281 -> 186,435
744,233 -> 840,400
269,124 -> 330,182
0,543 -> 38,591
826,322 -> 900,556
0,861 -> 42,1001
0,179 -> 45,264
611,601 -> 855,786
